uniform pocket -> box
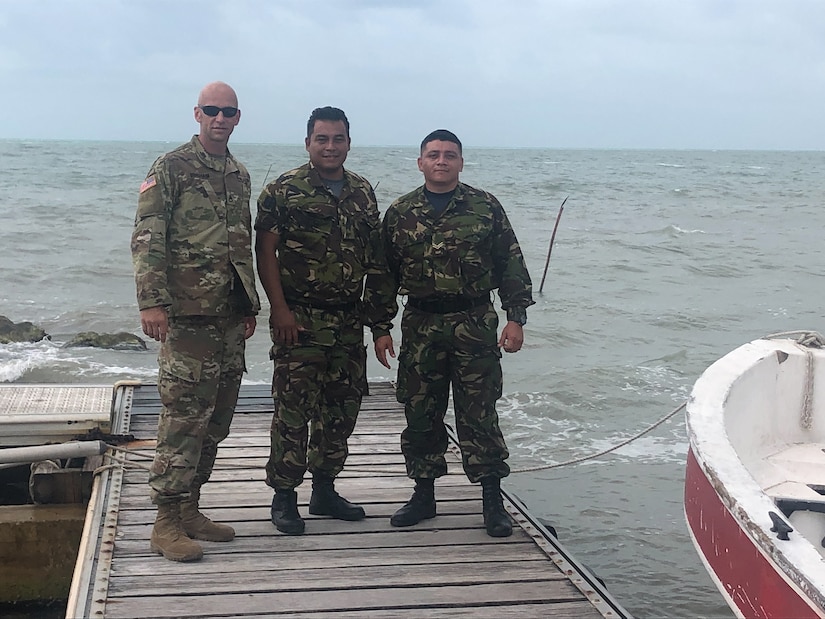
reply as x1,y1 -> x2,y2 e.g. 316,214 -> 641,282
395,347 -> 411,404
451,225 -> 494,289
159,349 -> 203,384
271,346 -> 293,395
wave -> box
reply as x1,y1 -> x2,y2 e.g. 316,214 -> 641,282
494,387 -> 688,469
0,340 -> 157,384
667,224 -> 704,235
0,341 -> 60,382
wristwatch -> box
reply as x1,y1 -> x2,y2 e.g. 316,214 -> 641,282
506,308 -> 527,327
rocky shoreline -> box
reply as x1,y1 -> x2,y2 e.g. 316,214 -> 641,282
0,315 -> 146,351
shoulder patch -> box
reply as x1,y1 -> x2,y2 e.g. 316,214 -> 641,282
139,176 -> 157,193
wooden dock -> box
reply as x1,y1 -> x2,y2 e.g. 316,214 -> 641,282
66,382 -> 630,618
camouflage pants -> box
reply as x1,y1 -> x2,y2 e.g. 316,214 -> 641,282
149,315 -> 247,505
265,342 -> 367,490
396,302 -> 510,483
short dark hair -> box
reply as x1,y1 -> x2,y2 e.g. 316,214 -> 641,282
420,129 -> 462,154
307,106 -> 350,138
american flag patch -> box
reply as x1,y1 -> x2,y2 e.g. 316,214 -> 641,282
139,176 -> 157,193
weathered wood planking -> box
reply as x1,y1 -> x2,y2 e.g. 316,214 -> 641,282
67,382 -> 630,619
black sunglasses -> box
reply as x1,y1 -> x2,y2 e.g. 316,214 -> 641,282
199,105 -> 239,118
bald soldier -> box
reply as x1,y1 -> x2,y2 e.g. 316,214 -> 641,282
131,81 -> 260,562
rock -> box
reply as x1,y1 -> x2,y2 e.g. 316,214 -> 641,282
62,331 -> 147,351
0,315 -> 50,344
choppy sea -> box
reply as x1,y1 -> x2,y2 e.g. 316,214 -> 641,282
2,138 -> 824,618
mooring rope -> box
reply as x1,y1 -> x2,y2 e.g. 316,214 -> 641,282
766,330 -> 825,349
332,402 -> 688,476
508,401 -> 686,474
765,330 -> 824,431
95,402 -> 688,476
93,448 -> 153,476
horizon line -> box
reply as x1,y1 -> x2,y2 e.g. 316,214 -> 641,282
0,136 -> 823,153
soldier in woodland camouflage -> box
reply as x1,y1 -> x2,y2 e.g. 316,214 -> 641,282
363,129 -> 534,538
131,81 -> 260,562
255,106 -> 383,535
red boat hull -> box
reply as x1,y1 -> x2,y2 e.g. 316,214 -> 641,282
685,447 -> 821,618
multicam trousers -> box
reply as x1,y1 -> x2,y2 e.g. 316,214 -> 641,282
265,341 -> 367,490
396,301 -> 510,483
149,314 -> 247,504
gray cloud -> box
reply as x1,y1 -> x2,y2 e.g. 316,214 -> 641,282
1,0 -> 824,149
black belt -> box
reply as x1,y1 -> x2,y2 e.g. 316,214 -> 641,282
407,295 -> 489,314
286,298 -> 358,312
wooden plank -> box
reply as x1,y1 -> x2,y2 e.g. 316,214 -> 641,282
111,527 -> 534,557
107,561 -> 570,597
102,581 -> 586,618
112,518 -> 530,548
109,544 -> 545,576
221,603 -> 599,619
117,467 -> 480,486
114,498 -> 490,525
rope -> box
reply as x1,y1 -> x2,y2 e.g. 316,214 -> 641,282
509,401 -> 686,474
94,402 -> 688,476
765,330 -> 825,348
802,349 -> 815,430
765,331 -> 823,430
334,402 -> 688,476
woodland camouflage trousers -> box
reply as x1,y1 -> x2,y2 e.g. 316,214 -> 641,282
265,341 -> 367,489
396,302 -> 510,483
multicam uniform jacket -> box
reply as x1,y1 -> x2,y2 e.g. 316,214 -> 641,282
364,182 -> 534,334
255,162 -> 383,347
131,135 -> 260,317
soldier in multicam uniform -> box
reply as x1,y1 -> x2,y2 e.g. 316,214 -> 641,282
363,129 -> 534,538
131,81 -> 260,562
255,106 -> 383,535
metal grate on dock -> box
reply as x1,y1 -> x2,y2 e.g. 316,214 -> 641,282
66,382 -> 631,618
0,385 -> 112,447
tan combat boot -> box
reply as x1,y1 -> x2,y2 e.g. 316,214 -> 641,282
150,502 -> 203,562
180,488 -> 235,542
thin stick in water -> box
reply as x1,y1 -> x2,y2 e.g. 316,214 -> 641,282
539,195 -> 568,293
261,163 -> 274,188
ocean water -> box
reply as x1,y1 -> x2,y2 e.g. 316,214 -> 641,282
2,139 -> 825,618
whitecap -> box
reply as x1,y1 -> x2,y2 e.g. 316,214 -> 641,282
667,224 -> 705,235
0,341 -> 60,382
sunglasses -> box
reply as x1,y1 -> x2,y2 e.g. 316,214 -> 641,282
199,105 -> 239,118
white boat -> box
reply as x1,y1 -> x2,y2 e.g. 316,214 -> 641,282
685,332 -> 825,618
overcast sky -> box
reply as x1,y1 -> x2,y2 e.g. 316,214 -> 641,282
2,0 -> 823,149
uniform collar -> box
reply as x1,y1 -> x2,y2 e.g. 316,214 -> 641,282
306,161 -> 351,196
190,135 -> 240,174
412,182 -> 467,211
307,161 -> 349,185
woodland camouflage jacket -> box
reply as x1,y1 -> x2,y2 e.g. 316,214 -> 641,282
255,163 -> 383,305
363,182 -> 534,337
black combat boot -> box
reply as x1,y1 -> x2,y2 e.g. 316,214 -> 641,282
390,478 -> 436,527
270,489 -> 305,535
308,475 -> 366,521
481,477 -> 513,537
